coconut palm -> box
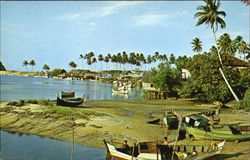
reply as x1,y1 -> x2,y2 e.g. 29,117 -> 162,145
43,64 -> 50,72
195,0 -> 239,102
29,60 -> 36,72
98,54 -> 104,71
69,61 -> 77,69
23,60 -> 28,71
191,37 -> 202,53
217,33 -> 235,56
91,57 -> 97,71
79,54 -> 86,69
104,56 -> 109,70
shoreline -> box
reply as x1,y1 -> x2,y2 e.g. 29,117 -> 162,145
1,99 -> 250,159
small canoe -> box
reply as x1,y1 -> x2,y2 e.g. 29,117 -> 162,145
185,124 -> 250,142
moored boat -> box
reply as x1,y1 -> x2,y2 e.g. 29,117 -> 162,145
185,124 -> 250,142
163,111 -> 179,129
56,91 -> 84,107
103,139 -> 225,160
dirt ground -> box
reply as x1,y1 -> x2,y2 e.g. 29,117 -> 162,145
0,99 -> 249,160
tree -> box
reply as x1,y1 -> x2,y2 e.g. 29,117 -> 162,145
169,54 -> 176,64
29,60 -> 36,72
195,0 -> 239,102
217,33 -> 235,56
191,37 -> 202,53
69,61 -> 77,69
79,54 -> 86,69
182,53 -> 244,103
23,60 -> 28,71
98,54 -> 104,71
43,64 -> 50,72
104,56 -> 109,70
91,57 -> 97,71
150,62 -> 181,94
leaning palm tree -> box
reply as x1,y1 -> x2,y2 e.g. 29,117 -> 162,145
98,54 -> 104,71
195,0 -> 239,102
191,37 -> 202,53
29,60 -> 36,72
23,60 -> 28,71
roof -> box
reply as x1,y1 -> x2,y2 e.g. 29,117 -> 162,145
227,56 -> 250,67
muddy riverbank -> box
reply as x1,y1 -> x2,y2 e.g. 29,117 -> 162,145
1,99 -> 250,159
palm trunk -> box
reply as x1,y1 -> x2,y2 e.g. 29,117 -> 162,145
212,27 -> 239,102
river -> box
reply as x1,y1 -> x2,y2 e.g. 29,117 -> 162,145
0,75 -> 142,101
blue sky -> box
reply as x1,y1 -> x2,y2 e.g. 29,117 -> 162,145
1,1 -> 249,71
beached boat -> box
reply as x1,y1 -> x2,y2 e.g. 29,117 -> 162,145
163,111 -> 179,129
103,140 -> 225,160
56,91 -> 84,107
183,114 -> 209,128
185,124 -> 250,142
148,118 -> 161,124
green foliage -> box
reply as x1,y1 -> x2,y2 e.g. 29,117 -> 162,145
26,99 -> 52,105
183,53 -> 246,103
236,89 -> 250,111
7,99 -> 26,107
150,63 -> 181,92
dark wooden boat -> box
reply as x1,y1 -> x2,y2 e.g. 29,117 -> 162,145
56,97 -> 84,107
148,118 -> 161,124
163,111 -> 179,129
56,91 -> 84,107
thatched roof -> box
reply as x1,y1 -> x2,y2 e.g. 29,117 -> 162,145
227,56 -> 250,67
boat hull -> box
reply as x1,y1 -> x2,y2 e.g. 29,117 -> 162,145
56,97 -> 84,107
185,126 -> 250,141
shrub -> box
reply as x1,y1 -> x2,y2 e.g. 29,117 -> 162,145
236,89 -> 250,111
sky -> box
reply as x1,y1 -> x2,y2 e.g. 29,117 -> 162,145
1,1 -> 249,71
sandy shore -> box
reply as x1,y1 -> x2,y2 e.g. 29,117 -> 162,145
0,99 -> 249,159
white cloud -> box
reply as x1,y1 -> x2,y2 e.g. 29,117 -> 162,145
135,14 -> 169,26
89,22 -> 96,26
56,1 -> 142,20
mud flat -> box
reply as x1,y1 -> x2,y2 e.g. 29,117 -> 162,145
1,99 -> 249,160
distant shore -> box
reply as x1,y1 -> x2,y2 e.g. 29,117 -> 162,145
0,99 -> 250,159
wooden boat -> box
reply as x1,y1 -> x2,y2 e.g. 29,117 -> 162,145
163,111 -> 179,129
185,124 -> 250,142
103,139 -> 225,160
148,118 -> 161,124
183,114 -> 209,127
56,91 -> 84,107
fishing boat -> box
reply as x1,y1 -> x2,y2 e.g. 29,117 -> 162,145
163,111 -> 179,129
103,139 -> 225,160
56,91 -> 84,107
112,86 -> 128,94
185,124 -> 250,142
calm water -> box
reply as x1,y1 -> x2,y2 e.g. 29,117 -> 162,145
0,75 -> 141,159
0,130 -> 106,160
0,75 -> 142,101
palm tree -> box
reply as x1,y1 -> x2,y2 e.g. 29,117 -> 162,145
29,60 -> 36,72
195,0 -> 239,102
91,57 -> 97,71
191,37 -> 202,53
43,64 -> 50,72
104,56 -> 109,70
98,54 -> 104,71
69,61 -> 77,69
79,54 -> 85,69
23,60 -> 28,71
217,33 -> 235,56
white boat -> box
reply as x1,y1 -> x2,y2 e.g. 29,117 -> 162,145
103,140 -> 225,160
112,86 -> 128,94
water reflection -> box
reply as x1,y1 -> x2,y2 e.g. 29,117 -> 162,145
0,130 -> 105,160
